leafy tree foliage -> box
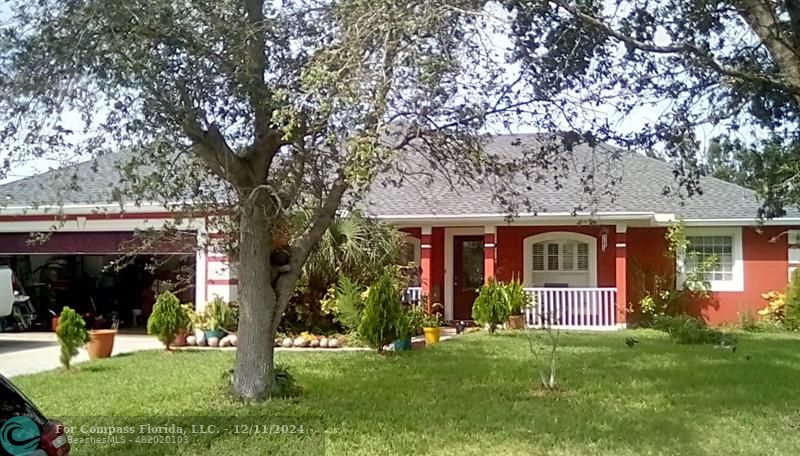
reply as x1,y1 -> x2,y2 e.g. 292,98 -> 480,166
784,268 -> 800,330
505,0 -> 800,218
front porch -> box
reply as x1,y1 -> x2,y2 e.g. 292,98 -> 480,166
401,224 -> 629,330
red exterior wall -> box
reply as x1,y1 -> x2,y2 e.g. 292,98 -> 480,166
627,226 -> 794,325
406,224 -> 795,326
713,227 -> 791,324
495,225 -> 617,286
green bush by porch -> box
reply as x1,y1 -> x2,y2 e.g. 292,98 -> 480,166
14,330 -> 800,455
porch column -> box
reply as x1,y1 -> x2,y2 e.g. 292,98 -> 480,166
484,225 -> 496,282
615,223 -> 627,327
420,226 -> 433,314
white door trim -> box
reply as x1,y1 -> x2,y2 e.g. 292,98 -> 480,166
444,227 -> 484,321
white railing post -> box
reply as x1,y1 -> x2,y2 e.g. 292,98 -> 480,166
523,287 -> 619,331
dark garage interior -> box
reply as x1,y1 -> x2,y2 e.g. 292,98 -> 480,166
0,231 -> 195,331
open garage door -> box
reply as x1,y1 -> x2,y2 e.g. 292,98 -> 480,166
0,231 -> 196,331
0,231 -> 195,255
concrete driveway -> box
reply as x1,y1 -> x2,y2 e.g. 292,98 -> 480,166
0,332 -> 162,378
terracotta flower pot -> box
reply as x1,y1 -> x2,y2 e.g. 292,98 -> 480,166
86,329 -> 117,359
423,327 -> 441,346
507,315 -> 525,330
173,330 -> 188,347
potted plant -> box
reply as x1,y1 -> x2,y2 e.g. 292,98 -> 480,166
421,303 -> 443,346
86,327 -> 117,359
505,276 -> 529,330
174,305 -> 195,346
204,297 -> 231,340
393,309 -> 416,351
190,310 -> 209,345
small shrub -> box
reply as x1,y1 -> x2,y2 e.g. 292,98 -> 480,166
472,277 -> 510,334
334,277 -> 365,331
652,314 -> 726,345
56,307 -> 89,370
205,297 -> 236,332
505,275 -> 530,315
784,269 -> 800,330
223,364 -> 302,399
737,308 -> 763,332
758,291 -> 786,325
147,291 -> 190,350
271,364 -> 302,398
358,271 -> 402,353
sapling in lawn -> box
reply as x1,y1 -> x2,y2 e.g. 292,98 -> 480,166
527,310 -> 561,390
56,306 -> 89,370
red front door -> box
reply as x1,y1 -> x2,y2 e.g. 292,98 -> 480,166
452,235 -> 485,321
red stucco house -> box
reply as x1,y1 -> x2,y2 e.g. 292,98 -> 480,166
0,133 -> 797,328
364,135 -> 800,328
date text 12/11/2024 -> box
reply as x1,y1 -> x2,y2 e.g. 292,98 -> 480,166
56,423 -> 308,436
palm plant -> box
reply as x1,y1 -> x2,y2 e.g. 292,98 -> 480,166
285,210 -> 407,332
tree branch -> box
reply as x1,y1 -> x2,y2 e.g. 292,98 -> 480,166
732,0 -> 800,102
549,0 -> 800,99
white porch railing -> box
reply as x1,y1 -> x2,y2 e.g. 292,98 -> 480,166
403,287 -> 423,304
523,287 -> 618,331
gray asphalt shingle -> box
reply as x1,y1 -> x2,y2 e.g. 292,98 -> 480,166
0,134 -> 774,220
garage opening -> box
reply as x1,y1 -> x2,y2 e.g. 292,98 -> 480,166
0,231 -> 196,331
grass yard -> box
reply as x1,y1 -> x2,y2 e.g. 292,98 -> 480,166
14,330 -> 800,455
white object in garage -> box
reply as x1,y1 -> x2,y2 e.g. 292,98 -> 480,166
0,267 -> 14,317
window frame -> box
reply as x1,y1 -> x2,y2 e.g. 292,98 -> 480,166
677,227 -> 744,292
523,232 -> 598,287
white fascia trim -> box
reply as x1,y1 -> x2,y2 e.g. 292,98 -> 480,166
383,211 -> 662,226
679,218 -> 800,227
0,202 -> 170,216
676,226 -> 744,292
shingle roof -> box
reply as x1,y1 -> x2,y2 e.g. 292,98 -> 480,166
0,134 -> 779,220
364,134 -> 771,220
0,153 -> 129,207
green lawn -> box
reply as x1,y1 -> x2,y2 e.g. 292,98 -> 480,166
14,330 -> 800,455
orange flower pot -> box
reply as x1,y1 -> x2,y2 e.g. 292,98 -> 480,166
507,315 -> 525,330
173,330 -> 188,347
86,329 -> 117,359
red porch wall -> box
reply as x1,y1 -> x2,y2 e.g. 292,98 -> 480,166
627,226 -> 794,325
495,225 -> 616,286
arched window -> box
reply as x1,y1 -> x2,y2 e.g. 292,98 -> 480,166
523,232 -> 597,287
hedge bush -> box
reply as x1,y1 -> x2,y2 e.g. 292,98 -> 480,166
358,271 -> 401,353
472,277 -> 511,334
147,291 -> 190,350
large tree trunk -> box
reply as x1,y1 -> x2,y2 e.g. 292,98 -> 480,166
232,200 -> 277,401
